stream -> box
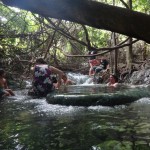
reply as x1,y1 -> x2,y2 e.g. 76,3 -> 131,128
0,73 -> 150,150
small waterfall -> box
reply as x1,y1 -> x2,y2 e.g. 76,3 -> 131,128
83,77 -> 94,85
24,73 -> 93,87
67,73 -> 93,85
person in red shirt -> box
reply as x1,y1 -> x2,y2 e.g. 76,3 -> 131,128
88,50 -> 99,76
89,58 -> 100,76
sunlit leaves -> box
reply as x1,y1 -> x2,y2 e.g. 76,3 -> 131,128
132,0 -> 150,13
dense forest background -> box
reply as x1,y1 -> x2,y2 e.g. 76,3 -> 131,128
0,0 -> 150,80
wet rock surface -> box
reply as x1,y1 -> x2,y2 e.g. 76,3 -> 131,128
130,69 -> 150,85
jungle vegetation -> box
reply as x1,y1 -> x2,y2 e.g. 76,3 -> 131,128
0,0 -> 150,80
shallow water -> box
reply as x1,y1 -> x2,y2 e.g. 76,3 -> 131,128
59,83 -> 132,94
0,84 -> 150,150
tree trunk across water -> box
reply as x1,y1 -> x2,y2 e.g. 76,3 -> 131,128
2,0 -> 150,43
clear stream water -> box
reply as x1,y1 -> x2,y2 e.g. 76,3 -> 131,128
0,74 -> 150,150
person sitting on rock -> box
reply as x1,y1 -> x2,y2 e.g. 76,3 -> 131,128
88,50 -> 99,76
89,58 -> 100,76
93,56 -> 109,76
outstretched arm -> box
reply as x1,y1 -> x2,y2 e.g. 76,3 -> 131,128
50,66 -> 64,88
106,64 -> 110,71
4,79 -> 9,89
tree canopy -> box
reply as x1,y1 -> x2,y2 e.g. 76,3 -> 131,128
1,0 -> 150,43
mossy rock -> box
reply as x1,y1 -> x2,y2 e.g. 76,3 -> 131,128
46,87 -> 150,106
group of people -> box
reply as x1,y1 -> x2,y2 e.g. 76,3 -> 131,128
88,51 -> 109,76
0,54 -> 119,98
0,58 -> 74,98
88,50 -> 118,87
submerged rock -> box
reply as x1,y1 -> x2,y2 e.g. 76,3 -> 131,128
46,86 -> 150,106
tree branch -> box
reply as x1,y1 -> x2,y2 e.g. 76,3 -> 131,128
62,39 -> 138,57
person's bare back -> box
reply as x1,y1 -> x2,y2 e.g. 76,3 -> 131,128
0,69 -> 15,97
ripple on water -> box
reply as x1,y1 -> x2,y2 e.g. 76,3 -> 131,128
22,97 -> 85,117
135,97 -> 150,104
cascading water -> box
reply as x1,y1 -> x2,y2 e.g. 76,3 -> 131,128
67,72 -> 93,85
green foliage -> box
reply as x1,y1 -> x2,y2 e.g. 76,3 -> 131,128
132,0 -> 150,13
0,0 -> 150,75
96,140 -> 133,150
88,28 -> 110,47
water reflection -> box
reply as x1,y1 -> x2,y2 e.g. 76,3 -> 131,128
0,88 -> 150,150
59,83 -> 131,95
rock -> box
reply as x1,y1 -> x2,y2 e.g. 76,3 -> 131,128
130,69 -> 150,85
46,86 -> 150,106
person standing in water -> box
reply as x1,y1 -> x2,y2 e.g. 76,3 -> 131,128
32,58 -> 64,96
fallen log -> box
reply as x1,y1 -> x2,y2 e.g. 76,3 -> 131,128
46,87 -> 150,106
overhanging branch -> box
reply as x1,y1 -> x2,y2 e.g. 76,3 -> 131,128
1,0 -> 150,43
62,39 -> 138,57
